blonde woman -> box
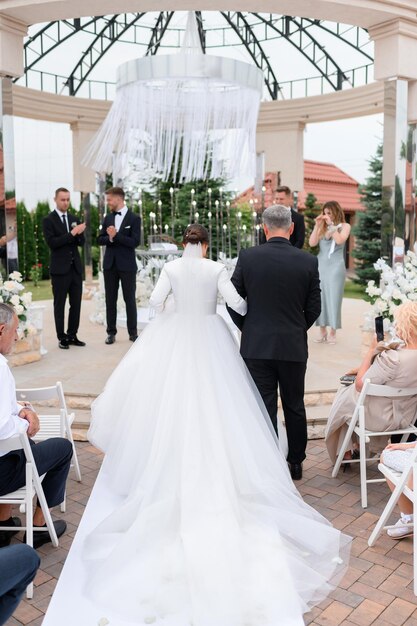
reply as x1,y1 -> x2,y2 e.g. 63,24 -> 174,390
325,301 -> 417,466
309,201 -> 351,344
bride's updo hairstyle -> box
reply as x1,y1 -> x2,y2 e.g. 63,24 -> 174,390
183,224 -> 209,246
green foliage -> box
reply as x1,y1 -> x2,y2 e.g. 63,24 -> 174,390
16,202 -> 36,280
351,144 -> 382,285
33,201 -> 52,279
302,193 -> 321,256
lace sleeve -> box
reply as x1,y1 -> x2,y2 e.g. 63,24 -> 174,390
149,267 -> 172,312
218,266 -> 247,315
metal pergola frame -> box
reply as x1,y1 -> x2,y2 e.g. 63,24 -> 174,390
16,12 -> 373,100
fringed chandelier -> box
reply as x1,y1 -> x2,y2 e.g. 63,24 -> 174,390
84,12 -> 263,183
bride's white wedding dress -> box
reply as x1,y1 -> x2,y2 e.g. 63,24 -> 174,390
86,244 -> 351,626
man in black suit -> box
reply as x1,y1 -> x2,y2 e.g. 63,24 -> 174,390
275,186 -> 305,249
43,188 -> 86,350
98,187 -> 141,344
228,205 -> 321,480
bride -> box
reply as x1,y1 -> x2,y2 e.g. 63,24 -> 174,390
86,224 -> 351,626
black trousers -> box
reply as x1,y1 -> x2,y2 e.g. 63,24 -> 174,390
0,438 -> 73,508
0,545 -> 40,623
244,358 -> 308,464
104,266 -> 137,337
51,267 -> 83,340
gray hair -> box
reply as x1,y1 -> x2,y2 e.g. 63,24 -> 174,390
0,303 -> 16,327
262,205 -> 292,231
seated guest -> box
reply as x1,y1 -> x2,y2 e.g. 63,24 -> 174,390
0,544 -> 40,624
380,441 -> 417,539
325,301 -> 417,464
0,302 -> 73,549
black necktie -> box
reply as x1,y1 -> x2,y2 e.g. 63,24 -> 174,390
115,211 -> 122,216
62,215 -> 68,232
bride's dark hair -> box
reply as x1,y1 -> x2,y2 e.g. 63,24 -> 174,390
183,224 -> 209,245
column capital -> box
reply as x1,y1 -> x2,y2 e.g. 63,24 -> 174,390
369,18 -> 417,81
0,14 -> 27,78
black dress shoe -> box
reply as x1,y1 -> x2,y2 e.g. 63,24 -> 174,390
105,335 -> 115,345
24,519 -> 67,550
129,335 -> 138,342
0,516 -> 22,548
289,463 -> 303,480
58,338 -> 69,349
67,336 -> 86,347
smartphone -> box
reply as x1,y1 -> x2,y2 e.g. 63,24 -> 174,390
340,374 -> 356,385
375,315 -> 384,342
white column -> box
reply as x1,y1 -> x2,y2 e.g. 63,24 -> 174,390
256,122 -> 305,192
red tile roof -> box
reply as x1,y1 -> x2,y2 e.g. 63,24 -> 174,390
236,160 -> 364,213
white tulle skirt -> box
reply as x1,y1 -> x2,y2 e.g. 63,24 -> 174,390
86,309 -> 351,626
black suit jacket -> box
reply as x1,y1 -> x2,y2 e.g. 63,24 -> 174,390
290,209 -> 305,248
227,237 -> 321,362
43,211 -> 85,276
259,209 -> 305,248
98,209 -> 141,272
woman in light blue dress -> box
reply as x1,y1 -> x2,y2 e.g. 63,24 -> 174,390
309,201 -> 351,344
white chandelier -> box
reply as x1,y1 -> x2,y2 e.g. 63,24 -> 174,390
84,12 -> 263,183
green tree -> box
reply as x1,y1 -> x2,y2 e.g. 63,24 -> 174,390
16,202 -> 36,280
33,201 -> 52,279
352,144 -> 383,285
302,193 -> 321,255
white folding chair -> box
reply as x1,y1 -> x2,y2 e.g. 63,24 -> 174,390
332,378 -> 417,508
0,432 -> 59,598
368,447 -> 417,595
16,382 -> 82,513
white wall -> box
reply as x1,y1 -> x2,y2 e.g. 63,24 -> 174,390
14,116 -> 81,211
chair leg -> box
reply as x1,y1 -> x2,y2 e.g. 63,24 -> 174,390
359,431 -> 368,508
72,447 -> 82,483
413,463 -> 417,596
368,477 -> 407,546
60,492 -> 66,514
332,418 -> 358,478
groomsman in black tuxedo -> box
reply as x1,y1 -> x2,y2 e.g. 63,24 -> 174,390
275,186 -> 305,249
227,205 -> 321,480
98,187 -> 141,344
43,188 -> 86,350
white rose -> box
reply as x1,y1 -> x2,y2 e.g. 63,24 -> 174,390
3,280 -> 16,292
9,271 -> 22,282
10,294 -> 20,307
21,292 -> 32,306
392,289 -> 402,301
14,304 -> 24,316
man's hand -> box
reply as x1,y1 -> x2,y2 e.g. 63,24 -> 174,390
19,407 -> 40,437
0,235 -> 6,247
106,225 -> 117,240
71,223 -> 86,236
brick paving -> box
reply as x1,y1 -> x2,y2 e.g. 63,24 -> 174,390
5,438 -> 417,626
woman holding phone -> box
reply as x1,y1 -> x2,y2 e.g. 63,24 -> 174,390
325,301 -> 417,463
309,201 -> 350,344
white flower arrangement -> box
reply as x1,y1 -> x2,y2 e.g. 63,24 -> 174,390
0,271 -> 36,336
365,251 -> 417,324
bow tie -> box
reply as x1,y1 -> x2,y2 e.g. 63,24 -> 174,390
114,211 -> 122,216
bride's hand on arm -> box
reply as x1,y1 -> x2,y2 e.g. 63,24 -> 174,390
218,267 -> 247,315
149,267 -> 172,313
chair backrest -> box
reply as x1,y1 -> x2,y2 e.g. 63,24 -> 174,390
0,435 -> 23,455
16,381 -> 68,413
0,432 -> 39,477
365,381 -> 417,399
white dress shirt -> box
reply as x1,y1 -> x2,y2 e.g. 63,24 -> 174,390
114,205 -> 128,231
55,208 -> 70,231
0,354 -> 28,455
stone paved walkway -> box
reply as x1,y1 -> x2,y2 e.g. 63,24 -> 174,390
5,438 -> 417,626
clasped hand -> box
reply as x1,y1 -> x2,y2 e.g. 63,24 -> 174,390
315,214 -> 332,226
106,226 -> 117,239
18,406 -> 40,437
71,223 -> 86,236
